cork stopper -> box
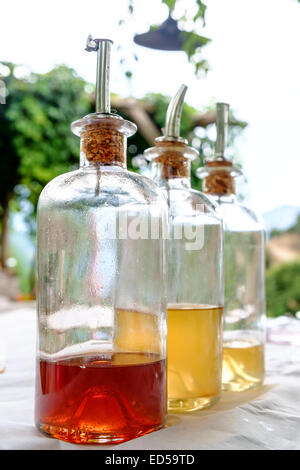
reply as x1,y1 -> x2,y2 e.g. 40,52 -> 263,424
202,161 -> 236,195
150,141 -> 192,179
197,102 -> 241,195
79,117 -> 128,166
71,36 -> 136,166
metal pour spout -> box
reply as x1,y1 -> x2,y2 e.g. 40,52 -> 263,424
85,35 -> 113,114
215,102 -> 229,159
163,84 -> 187,139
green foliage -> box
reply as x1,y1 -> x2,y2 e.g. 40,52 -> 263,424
266,259 -> 300,316
0,63 -> 21,208
290,215 -> 300,233
2,65 -> 92,229
270,228 -> 282,238
181,31 -> 211,75
194,0 -> 207,24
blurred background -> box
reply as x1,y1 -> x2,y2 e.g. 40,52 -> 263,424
0,0 -> 299,317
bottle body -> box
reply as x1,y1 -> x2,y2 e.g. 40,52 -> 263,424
164,185 -> 224,411
35,165 -> 168,444
196,100 -> 266,392
212,195 -> 266,391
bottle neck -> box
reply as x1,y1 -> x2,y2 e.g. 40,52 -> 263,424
151,159 -> 191,189
146,141 -> 195,190
80,124 -> 127,169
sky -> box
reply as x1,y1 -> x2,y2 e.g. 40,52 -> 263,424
1,0 -> 300,214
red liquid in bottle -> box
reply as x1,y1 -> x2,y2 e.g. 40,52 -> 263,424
35,352 -> 166,444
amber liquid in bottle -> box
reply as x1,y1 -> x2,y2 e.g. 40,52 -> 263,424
167,304 -> 223,412
35,351 -> 166,444
222,339 -> 265,391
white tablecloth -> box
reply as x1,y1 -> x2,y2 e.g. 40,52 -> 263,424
0,307 -> 299,450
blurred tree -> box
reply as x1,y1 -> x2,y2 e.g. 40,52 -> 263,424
290,214 -> 300,234
0,64 -> 92,267
7,65 -> 92,212
266,259 -> 300,316
0,63 -> 22,269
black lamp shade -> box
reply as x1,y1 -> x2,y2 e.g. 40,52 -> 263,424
134,16 -> 183,51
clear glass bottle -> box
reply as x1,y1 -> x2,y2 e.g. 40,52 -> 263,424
197,103 -> 266,392
35,37 -> 168,444
145,85 -> 224,412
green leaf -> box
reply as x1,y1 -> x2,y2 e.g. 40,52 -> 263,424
194,0 -> 207,24
162,0 -> 177,11
182,31 -> 211,54
128,0 -> 134,14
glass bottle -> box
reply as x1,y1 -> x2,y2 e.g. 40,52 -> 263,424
35,37 -> 168,444
197,103 -> 266,392
145,85 -> 224,412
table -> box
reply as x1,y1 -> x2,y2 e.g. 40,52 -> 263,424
0,307 -> 299,450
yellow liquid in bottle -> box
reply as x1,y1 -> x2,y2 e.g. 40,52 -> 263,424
114,308 -> 162,354
222,339 -> 265,392
167,304 -> 223,412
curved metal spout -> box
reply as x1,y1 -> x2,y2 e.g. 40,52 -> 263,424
164,84 -> 187,139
